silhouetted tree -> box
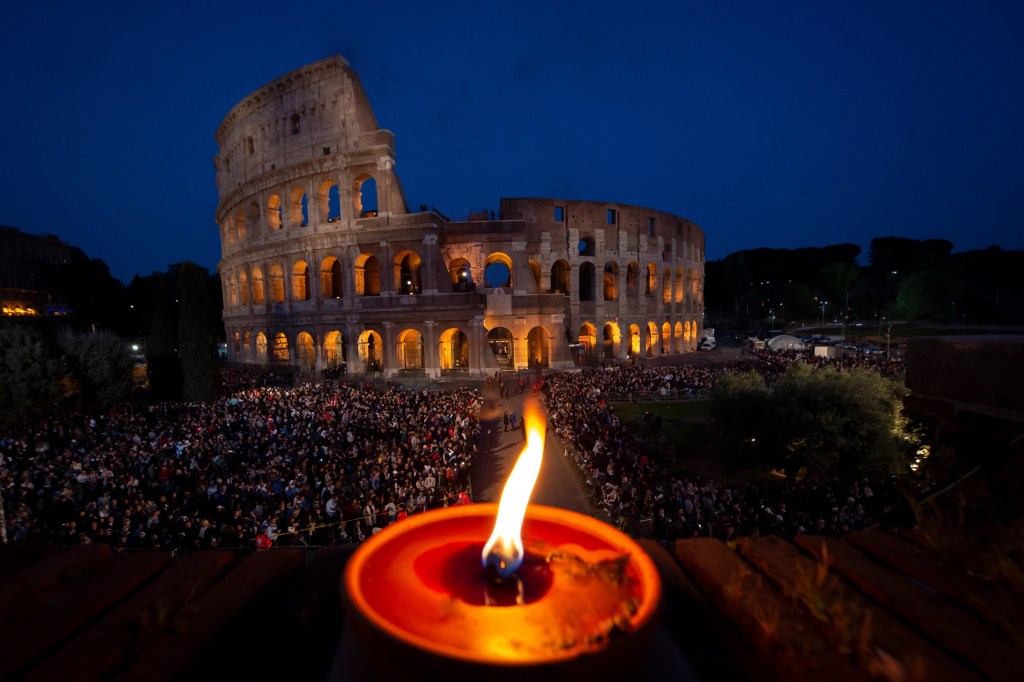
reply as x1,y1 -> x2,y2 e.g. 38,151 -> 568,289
0,321 -> 63,428
178,262 -> 222,401
58,328 -> 133,408
146,273 -> 182,400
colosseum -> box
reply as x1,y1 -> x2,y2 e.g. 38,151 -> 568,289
215,56 -> 705,379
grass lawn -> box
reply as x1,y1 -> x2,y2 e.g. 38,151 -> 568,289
612,399 -> 713,460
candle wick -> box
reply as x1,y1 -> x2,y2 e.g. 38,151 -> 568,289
483,570 -> 526,606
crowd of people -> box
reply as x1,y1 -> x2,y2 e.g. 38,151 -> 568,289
2,347 -> 911,553
541,350 -> 910,545
1,376 -> 481,552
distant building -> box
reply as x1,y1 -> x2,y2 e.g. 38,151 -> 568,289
0,226 -> 73,317
214,57 -> 705,377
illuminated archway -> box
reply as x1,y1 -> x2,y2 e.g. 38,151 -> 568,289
267,194 -> 282,230
646,263 -> 657,297
320,256 -> 343,299
577,322 -> 597,365
674,322 -> 684,352
550,259 -> 570,295
449,258 -> 474,291
268,264 -> 285,303
251,268 -> 265,304
318,180 -> 341,223
646,322 -> 659,356
289,187 -> 308,227
354,253 -> 380,296
323,330 -> 345,369
603,261 -> 619,301
529,260 -> 541,289
439,327 -> 469,370
487,327 -> 514,366
397,328 -> 424,369
684,320 -> 692,344
527,326 -> 549,368
354,173 -> 378,217
628,324 -> 641,357
358,329 -> 383,371
255,332 -> 268,366
675,268 -> 684,303
292,261 -> 310,301
272,332 -> 289,363
661,322 -> 671,354
394,250 -> 422,295
296,332 -> 315,370
485,252 -> 513,288
602,322 -> 619,359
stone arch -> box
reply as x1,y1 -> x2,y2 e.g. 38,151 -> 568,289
397,328 -> 424,369
242,331 -> 252,362
292,260 -> 310,301
646,321 -> 659,356
267,194 -> 282,230
394,249 -> 422,295
239,271 -> 249,305
628,323 -> 641,357
268,264 -> 285,303
626,262 -> 639,296
232,331 -> 240,354
318,180 -> 341,223
662,268 -> 672,303
323,330 -> 346,369
602,322 -> 619,360
320,256 -> 343,299
251,267 -> 265,304
527,326 -> 549,368
358,329 -> 383,371
448,257 -> 475,291
577,322 -> 597,365
247,201 -> 260,234
662,243 -> 672,261
691,271 -> 699,297
234,207 -> 246,241
674,322 -> 684,352
529,260 -> 541,289
228,274 -> 238,307
550,259 -> 570,295
684,320 -> 692,343
296,331 -> 315,370
603,261 -> 619,301
289,186 -> 308,227
354,173 -> 378,217
675,268 -> 684,303
485,252 -> 513,288
487,327 -> 514,367
578,262 -> 596,301
354,253 -> 380,296
646,263 -> 657,297
272,332 -> 289,363
255,332 -> 268,366
661,321 -> 671,354
439,327 -> 469,370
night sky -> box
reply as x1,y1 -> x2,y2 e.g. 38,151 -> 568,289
2,1 -> 1022,284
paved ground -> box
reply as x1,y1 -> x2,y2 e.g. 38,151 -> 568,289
470,379 -> 600,518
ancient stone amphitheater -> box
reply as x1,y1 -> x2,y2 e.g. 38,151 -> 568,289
215,56 -> 705,378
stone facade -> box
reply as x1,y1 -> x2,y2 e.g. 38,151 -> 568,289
215,56 -> 705,378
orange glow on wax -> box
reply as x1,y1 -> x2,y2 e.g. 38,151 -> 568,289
482,399 -> 546,578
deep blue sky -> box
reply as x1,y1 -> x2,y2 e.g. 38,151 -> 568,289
2,1 -> 1022,283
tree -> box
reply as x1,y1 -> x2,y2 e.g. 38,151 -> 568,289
822,262 -> 859,322
146,273 -> 183,400
178,262 -> 222,401
895,270 -> 960,321
710,363 -> 908,479
58,328 -> 134,408
0,321 -> 64,428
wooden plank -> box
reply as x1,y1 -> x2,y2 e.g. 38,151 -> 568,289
795,535 -> 1023,682
0,550 -> 172,681
639,539 -> 765,682
22,550 -> 237,682
846,529 -> 1024,640
119,549 -> 305,682
674,538 -> 862,682
736,536 -> 979,682
0,543 -> 111,616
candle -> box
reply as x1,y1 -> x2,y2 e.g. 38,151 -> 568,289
342,400 -> 662,680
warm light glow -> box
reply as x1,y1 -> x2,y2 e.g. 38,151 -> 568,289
482,399 -> 546,578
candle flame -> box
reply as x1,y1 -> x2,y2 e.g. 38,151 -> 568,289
482,399 -> 546,579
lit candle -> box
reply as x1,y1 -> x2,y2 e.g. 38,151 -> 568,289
343,399 -> 661,680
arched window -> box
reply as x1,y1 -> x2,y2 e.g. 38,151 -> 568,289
578,237 -> 595,257
319,180 -> 341,223
289,187 -> 308,227
487,327 -> 514,368
602,323 -> 619,359
485,253 -> 513,288
578,262 -> 595,301
272,332 -> 289,363
292,261 -> 310,300
239,271 -> 249,305
675,268 -> 684,303
628,324 -> 641,357
439,328 -> 469,370
251,268 -> 265,304
449,258 -> 474,292
646,264 -> 657,297
398,329 -> 424,369
550,260 -> 570,295
267,195 -> 282,230
268,264 -> 285,303
603,261 -> 619,301
354,174 -> 378,217
394,250 -> 422,295
323,330 -> 345,369
359,329 -> 383,371
320,257 -> 343,298
661,322 -> 671,354
662,268 -> 672,304
296,332 -> 315,370
577,322 -> 596,365
674,322 -> 684,352
355,254 -> 380,296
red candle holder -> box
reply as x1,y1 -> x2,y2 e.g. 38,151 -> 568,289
342,503 -> 662,681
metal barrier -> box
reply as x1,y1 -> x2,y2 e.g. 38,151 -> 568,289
600,389 -> 709,403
